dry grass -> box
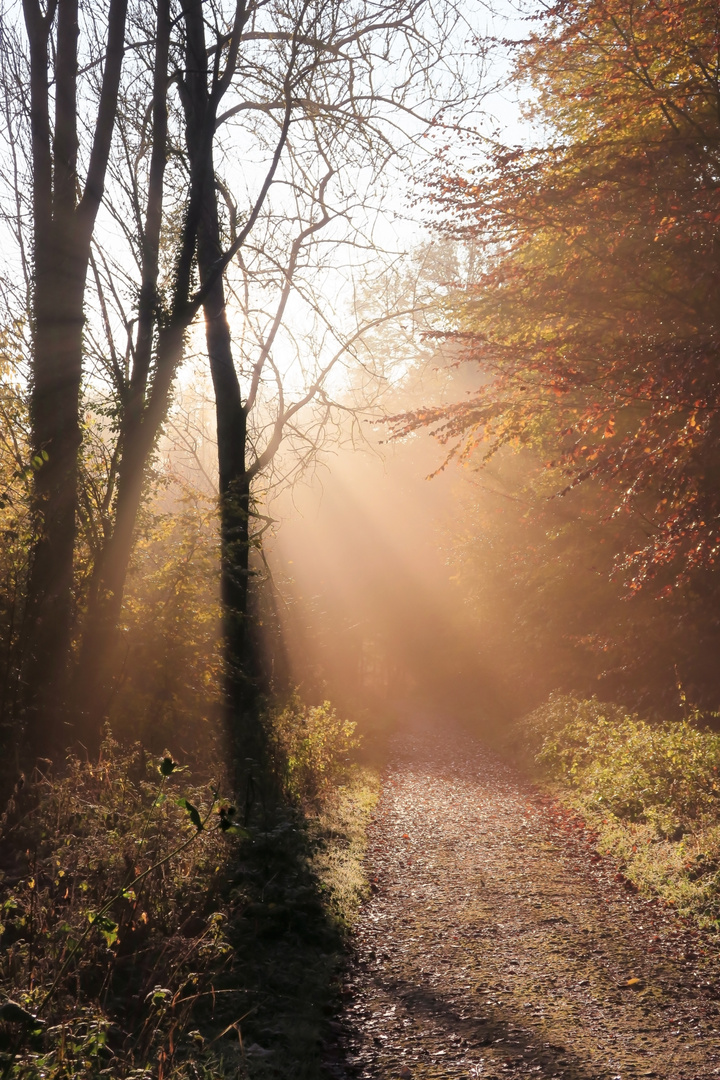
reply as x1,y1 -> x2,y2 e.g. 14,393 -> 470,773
0,713 -> 379,1079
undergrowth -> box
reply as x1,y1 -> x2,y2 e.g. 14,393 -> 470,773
266,695 -> 360,808
0,700 -> 378,1079
514,693 -> 720,931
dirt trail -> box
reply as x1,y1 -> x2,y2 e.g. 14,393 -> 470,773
325,724 -> 720,1080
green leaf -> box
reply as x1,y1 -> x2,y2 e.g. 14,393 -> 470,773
147,986 -> 172,1007
220,824 -> 249,839
101,924 -> 119,947
176,797 -> 203,831
87,912 -> 119,947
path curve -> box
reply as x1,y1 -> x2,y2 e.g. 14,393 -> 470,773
325,724 -> 720,1080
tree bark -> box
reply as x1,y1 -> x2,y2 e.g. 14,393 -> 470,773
72,0 -> 227,749
181,0 -> 263,766
198,174 -> 259,754
21,0 -> 128,758
74,0 -> 172,745
72,0 -> 292,754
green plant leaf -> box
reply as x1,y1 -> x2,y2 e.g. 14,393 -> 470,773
176,797 -> 203,831
147,986 -> 172,1006
220,824 -> 250,839
87,911 -> 119,947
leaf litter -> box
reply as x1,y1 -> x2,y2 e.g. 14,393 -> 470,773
323,721 -> 720,1080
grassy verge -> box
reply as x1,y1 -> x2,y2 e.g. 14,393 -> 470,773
509,693 -> 720,932
214,766 -> 379,1080
0,708 -> 379,1079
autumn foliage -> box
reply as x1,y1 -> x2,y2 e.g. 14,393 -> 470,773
401,0 -> 720,593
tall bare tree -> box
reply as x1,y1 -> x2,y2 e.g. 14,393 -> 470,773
20,0 -> 128,752
2,0 -> 479,758
175,0 -> 471,761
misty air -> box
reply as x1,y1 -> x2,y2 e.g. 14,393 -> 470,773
0,1 -> 719,1077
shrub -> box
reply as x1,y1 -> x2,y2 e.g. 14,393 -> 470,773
0,713 -> 379,1078
522,693 -> 720,829
267,694 -> 360,805
0,732 -> 235,1077
108,492 -> 224,757
512,692 -> 629,766
517,694 -> 720,927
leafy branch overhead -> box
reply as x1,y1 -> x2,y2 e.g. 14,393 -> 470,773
395,0 -> 720,592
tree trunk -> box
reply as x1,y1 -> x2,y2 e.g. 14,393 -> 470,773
197,174 -> 260,762
71,0 -> 220,750
72,319 -> 188,750
24,257 -> 85,753
181,0 -> 262,767
72,0 -> 282,758
21,0 -> 128,759
72,130 -> 213,751
73,0 -> 172,748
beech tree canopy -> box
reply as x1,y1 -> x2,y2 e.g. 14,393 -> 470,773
395,0 -> 720,593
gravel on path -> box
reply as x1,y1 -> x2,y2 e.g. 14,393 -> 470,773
324,723 -> 720,1080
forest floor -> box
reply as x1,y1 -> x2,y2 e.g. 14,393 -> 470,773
323,719 -> 720,1080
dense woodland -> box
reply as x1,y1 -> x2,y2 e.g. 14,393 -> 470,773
1,0 -> 720,1076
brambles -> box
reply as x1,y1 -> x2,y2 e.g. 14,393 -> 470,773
520,694 -> 720,826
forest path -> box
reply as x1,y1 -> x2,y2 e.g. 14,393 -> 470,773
325,721 -> 720,1080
